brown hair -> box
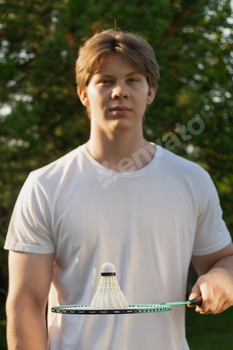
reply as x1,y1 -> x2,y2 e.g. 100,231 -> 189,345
76,29 -> 160,90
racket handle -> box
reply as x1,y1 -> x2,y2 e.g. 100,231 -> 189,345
189,296 -> 202,307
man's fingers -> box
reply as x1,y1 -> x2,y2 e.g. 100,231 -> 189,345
199,285 -> 214,313
188,282 -> 202,305
188,282 -> 202,308
193,281 -> 226,314
189,277 -> 217,314
189,266 -> 233,315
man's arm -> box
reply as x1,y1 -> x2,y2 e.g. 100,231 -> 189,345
190,242 -> 233,314
6,251 -> 55,350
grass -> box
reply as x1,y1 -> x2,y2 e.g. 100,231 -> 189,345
186,306 -> 233,349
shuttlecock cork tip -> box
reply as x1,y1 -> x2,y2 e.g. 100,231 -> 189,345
101,262 -> 116,276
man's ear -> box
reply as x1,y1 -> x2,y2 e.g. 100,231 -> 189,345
146,85 -> 156,106
78,87 -> 90,107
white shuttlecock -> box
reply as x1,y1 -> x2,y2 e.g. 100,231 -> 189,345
91,262 -> 129,309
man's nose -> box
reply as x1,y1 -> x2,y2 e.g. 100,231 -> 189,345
111,85 -> 130,99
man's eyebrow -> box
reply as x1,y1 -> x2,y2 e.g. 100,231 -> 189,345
125,70 -> 141,76
95,73 -> 114,77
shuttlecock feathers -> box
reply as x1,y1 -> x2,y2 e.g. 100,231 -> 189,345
91,263 -> 129,309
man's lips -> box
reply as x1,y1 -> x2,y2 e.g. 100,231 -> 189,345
110,106 -> 132,114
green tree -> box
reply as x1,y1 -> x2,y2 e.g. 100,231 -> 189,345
1,0 -> 233,282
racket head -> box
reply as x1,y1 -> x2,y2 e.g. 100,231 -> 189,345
51,303 -> 172,315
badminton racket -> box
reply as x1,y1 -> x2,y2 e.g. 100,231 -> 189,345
51,296 -> 202,315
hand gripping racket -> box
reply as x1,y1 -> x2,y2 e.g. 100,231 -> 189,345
51,296 -> 202,315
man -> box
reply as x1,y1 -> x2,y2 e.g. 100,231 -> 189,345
5,29 -> 233,350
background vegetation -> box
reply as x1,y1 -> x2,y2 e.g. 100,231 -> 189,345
0,0 -> 233,348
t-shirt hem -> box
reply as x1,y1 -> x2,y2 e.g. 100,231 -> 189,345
4,241 -> 55,254
192,235 -> 232,256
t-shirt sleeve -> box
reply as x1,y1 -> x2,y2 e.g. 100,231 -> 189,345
192,172 -> 232,256
4,172 -> 55,254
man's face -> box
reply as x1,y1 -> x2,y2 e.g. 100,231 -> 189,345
79,53 -> 156,135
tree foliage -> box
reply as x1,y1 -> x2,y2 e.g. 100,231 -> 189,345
0,0 -> 233,290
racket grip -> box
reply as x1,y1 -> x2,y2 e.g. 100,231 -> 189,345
189,296 -> 202,307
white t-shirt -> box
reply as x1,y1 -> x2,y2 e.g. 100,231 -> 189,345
4,144 -> 231,350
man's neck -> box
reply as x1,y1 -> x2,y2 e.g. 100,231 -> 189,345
85,130 -> 156,173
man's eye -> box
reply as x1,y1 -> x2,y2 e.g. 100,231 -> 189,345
128,78 -> 139,83
99,80 -> 112,85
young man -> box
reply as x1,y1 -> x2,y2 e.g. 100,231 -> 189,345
5,29 -> 233,350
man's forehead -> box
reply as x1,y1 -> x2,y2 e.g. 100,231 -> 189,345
95,69 -> 141,77
93,54 -> 142,76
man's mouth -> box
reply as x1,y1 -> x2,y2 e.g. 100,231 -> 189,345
110,106 -> 131,113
